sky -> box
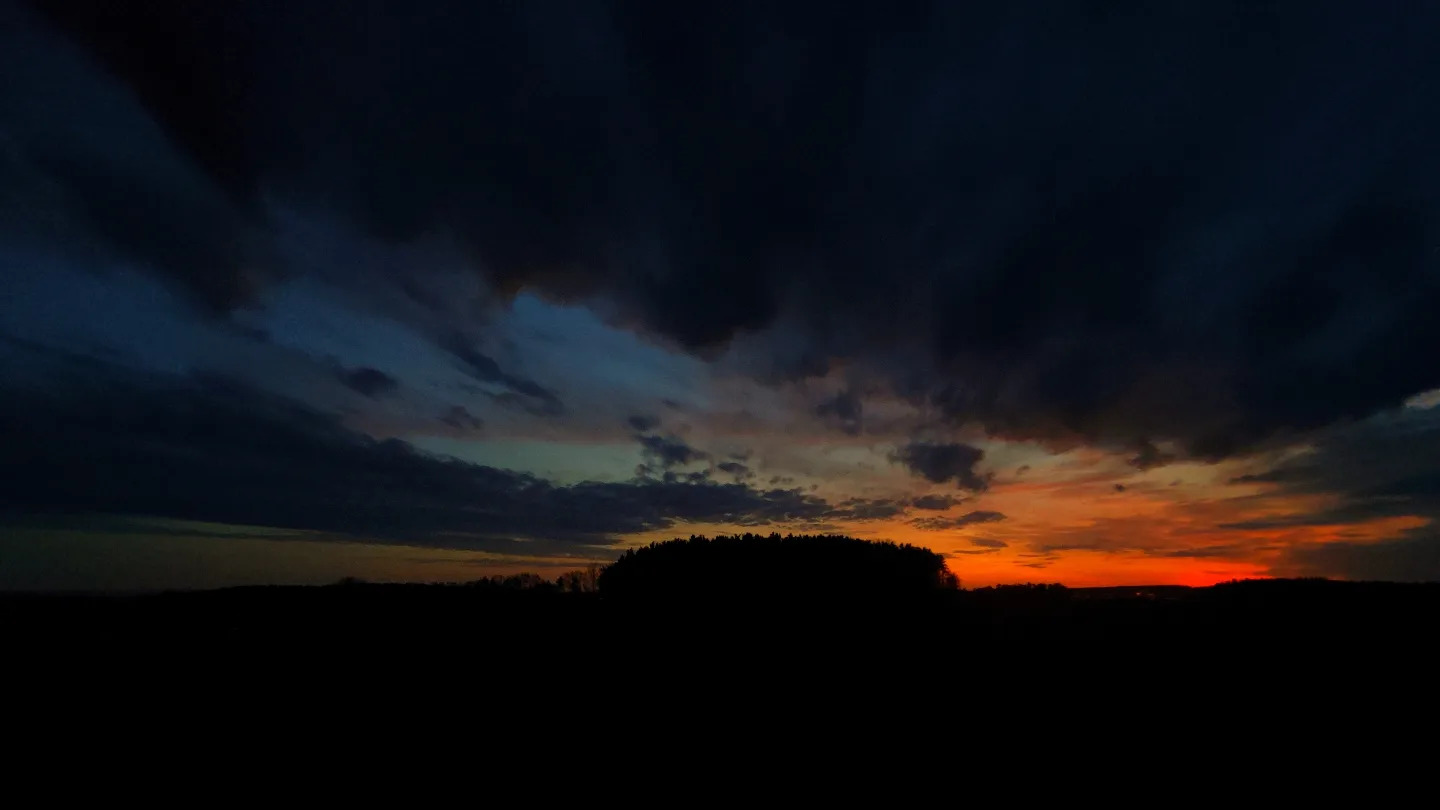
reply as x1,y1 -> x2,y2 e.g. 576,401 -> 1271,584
2,0 -> 1439,590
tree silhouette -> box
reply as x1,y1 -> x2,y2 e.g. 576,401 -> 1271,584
555,566 -> 601,594
597,533 -> 958,604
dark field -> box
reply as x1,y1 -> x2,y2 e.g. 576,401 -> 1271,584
8,576 -> 1436,745
9,578 -> 1438,664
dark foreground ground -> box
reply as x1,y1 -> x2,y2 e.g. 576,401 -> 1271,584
6,578 -> 1437,752
7,578 -> 1438,666
4,580 -> 1428,786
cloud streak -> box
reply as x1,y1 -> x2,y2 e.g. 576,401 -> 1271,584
911,511 -> 1007,531
0,368 -> 861,549
892,442 -> 989,491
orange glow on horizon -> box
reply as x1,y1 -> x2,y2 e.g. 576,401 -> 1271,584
621,467 -> 1434,587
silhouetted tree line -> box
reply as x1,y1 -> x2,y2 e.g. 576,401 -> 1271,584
8,566 -> 1440,678
461,572 -> 560,592
970,583 -> 1070,595
333,566 -> 602,593
596,533 -> 958,603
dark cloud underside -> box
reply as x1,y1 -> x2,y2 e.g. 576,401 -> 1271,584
8,0 -> 1437,458
892,441 -> 989,491
816,388 -> 864,436
340,366 -> 399,398
7,0 -> 1440,586
627,414 -> 661,433
911,494 -> 960,511
637,434 -> 708,469
1235,407 -> 1440,580
911,510 -> 1007,531
0,369 -> 861,548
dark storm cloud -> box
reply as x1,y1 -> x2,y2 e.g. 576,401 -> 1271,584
911,510 -> 1007,531
15,1 -> 1440,454
1155,545 -> 1250,559
439,405 -> 484,432
441,333 -> 564,416
637,434 -> 708,469
627,414 -> 661,433
1231,407 -> 1440,579
0,2 -> 268,311
892,442 -> 989,491
716,461 -> 754,481
1220,510 -> 1392,531
911,494 -> 960,511
1230,409 -> 1440,519
816,389 -> 864,436
1129,441 -> 1174,471
340,366 -> 399,399
827,498 -> 906,521
1278,532 -> 1440,583
0,368 -> 847,548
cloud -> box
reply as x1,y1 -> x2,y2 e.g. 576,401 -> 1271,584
0,3 -> 267,311
716,461 -> 754,481
1227,407 -> 1440,578
968,537 -> 1008,549
1155,545 -> 1248,559
815,388 -> 864,436
637,434 -> 708,469
1232,410 -> 1440,515
911,494 -> 960,511
15,1 -> 1440,458
1275,531 -> 1440,582
911,510 -> 1007,531
0,368 -> 852,548
439,405 -> 484,432
1129,441 -> 1174,471
891,441 -> 989,491
340,366 -> 400,398
441,333 -> 564,416
627,414 -> 660,433
827,498 -> 907,521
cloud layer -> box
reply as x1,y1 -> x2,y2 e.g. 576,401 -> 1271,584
4,1 -> 1440,585
8,0 -> 1438,458
0,363 -> 877,549
892,442 -> 990,491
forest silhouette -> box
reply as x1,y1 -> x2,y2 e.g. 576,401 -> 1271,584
8,533 -> 1439,664
597,533 -> 958,603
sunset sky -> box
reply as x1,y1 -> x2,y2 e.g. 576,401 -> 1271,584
3,1 -> 1439,590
